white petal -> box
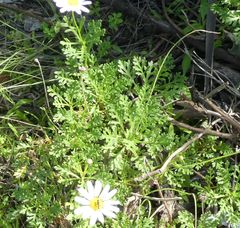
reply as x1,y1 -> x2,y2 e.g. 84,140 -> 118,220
82,1 -> 92,5
75,196 -> 90,205
55,2 -> 64,7
104,200 -> 121,206
60,7 -> 67,13
74,207 -> 83,215
53,0 -> 92,14
96,211 -> 105,224
75,9 -> 82,15
87,181 -> 94,195
79,5 -> 90,13
81,207 -> 94,219
53,0 -> 63,7
103,204 -> 120,213
77,187 -> 92,200
94,180 -> 102,196
101,209 -> 117,218
89,213 -> 98,226
104,189 -> 117,200
74,206 -> 92,218
100,184 -> 110,199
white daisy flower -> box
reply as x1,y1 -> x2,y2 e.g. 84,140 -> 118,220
53,0 -> 92,14
74,180 -> 120,226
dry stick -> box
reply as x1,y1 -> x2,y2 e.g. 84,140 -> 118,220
143,158 -> 173,222
131,193 -> 182,202
192,193 -> 198,228
205,99 -> 240,132
190,53 -> 240,98
175,100 -> 222,118
134,133 -> 204,182
155,180 -> 172,222
143,158 -> 173,221
0,116 -> 45,129
169,117 -> 235,140
204,0 -> 216,95
193,90 -> 240,132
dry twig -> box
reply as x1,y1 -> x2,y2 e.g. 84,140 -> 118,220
169,117 -> 235,140
134,133 -> 204,182
205,99 -> 240,132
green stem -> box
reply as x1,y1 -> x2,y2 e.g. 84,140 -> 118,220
71,12 -> 87,65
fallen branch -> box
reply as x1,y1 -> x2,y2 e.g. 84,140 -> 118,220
193,89 -> 240,133
205,99 -> 240,132
131,193 -> 182,202
134,133 -> 204,182
175,99 -> 221,119
169,117 -> 235,140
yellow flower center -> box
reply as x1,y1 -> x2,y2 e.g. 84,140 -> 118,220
68,0 -> 79,6
90,197 -> 104,211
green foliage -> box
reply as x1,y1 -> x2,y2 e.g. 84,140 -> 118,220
108,13 -> 123,31
174,210 -> 195,228
48,20 -> 186,193
0,15 -> 188,226
1,4 -> 240,228
213,0 -> 240,50
199,0 -> 209,23
182,53 -> 192,75
41,21 -> 62,39
193,160 -> 240,226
